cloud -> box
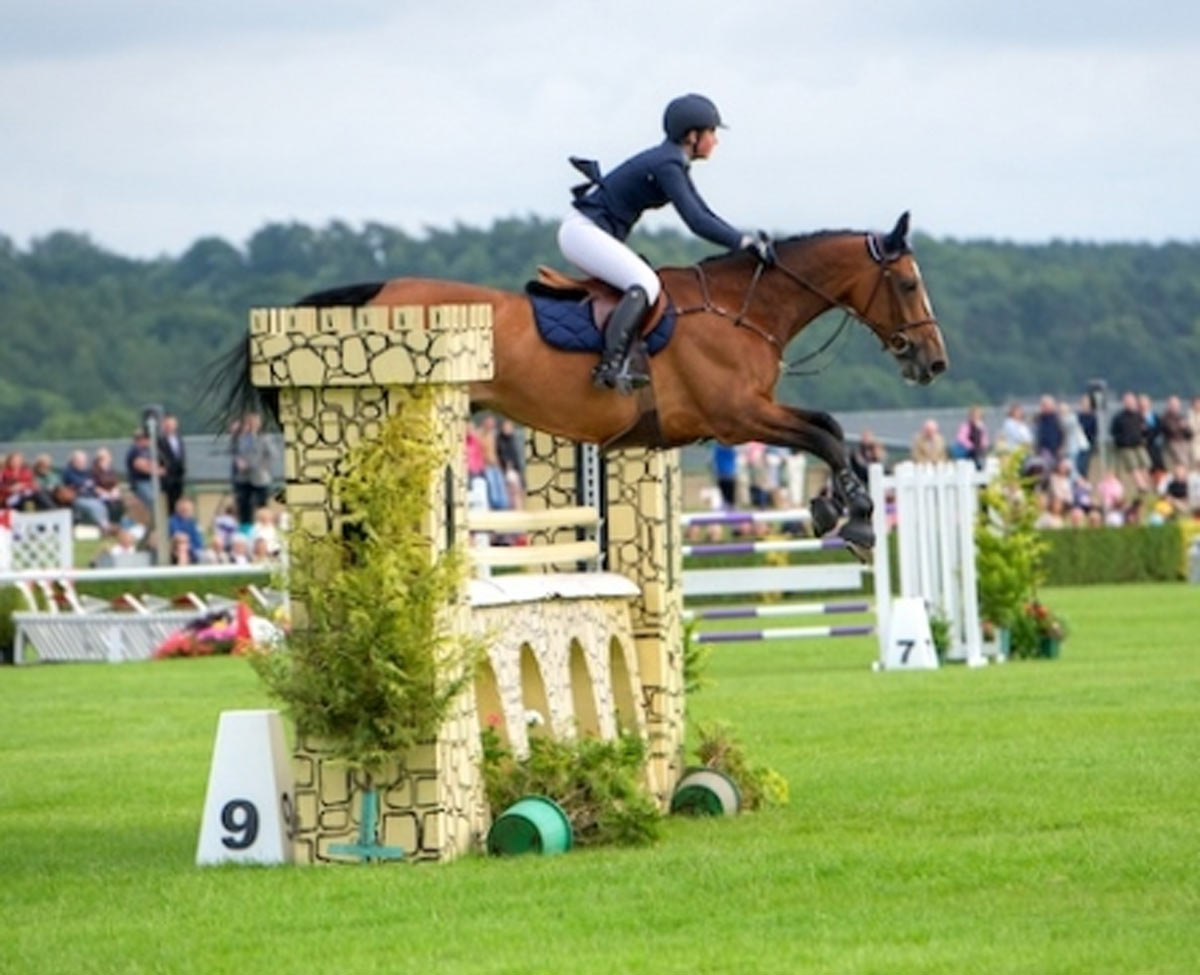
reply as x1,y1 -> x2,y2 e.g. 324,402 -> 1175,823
1,0 -> 1196,255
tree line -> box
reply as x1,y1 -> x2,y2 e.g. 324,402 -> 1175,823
1,217 -> 1197,441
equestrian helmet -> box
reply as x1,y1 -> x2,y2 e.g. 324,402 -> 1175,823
663,94 -> 724,143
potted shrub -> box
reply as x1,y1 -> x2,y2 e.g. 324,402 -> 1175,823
976,450 -> 1066,659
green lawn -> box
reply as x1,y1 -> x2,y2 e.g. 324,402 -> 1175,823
1,583 -> 1198,974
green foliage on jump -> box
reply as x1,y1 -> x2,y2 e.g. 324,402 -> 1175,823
479,725 -> 663,848
251,401 -> 480,774
691,720 -> 789,811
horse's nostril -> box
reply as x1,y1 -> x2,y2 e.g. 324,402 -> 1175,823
930,359 -> 947,375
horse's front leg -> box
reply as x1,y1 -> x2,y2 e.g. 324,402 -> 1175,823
748,404 -> 875,556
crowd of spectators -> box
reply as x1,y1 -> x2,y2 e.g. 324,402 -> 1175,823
882,391 -> 1200,530
692,390 -> 1200,536
465,414 -> 527,515
1,411 -> 283,568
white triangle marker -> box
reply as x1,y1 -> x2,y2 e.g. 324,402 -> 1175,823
196,709 -> 296,865
882,597 -> 939,671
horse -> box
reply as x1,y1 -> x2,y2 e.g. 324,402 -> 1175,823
219,211 -> 946,554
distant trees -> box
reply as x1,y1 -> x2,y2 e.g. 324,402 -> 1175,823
0,220 -> 1197,442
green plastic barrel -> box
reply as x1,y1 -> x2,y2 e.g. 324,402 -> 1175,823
670,767 -> 741,817
486,796 -> 573,856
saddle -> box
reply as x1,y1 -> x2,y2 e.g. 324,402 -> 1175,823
532,266 -> 669,337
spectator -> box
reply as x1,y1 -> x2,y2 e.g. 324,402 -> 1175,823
211,503 -> 239,551
1095,467 -> 1126,524
1189,395 -> 1200,471
92,525 -> 139,564
90,448 -> 127,525
1159,395 -> 1193,471
125,428 -> 161,511
250,506 -> 282,557
61,450 -> 112,531
465,420 -> 488,510
228,534 -> 252,565
849,430 -> 887,484
1046,458 -> 1076,514
951,407 -> 989,469
158,414 -> 187,515
910,419 -> 947,464
170,531 -> 195,566
496,419 -> 525,510
250,535 -> 276,564
1162,464 -> 1192,518
477,414 -> 510,511
166,498 -> 205,563
206,532 -> 231,565
1110,392 -> 1151,494
29,454 -> 61,510
1072,393 -> 1098,480
997,403 -> 1033,455
711,441 -> 738,508
743,442 -> 772,509
1033,394 -> 1065,467
1,452 -> 37,509
1139,393 -> 1165,475
231,412 -> 275,527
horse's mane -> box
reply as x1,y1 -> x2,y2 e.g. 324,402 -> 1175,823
696,228 -> 863,267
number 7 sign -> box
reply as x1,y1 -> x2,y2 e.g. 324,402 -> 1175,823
196,710 -> 296,865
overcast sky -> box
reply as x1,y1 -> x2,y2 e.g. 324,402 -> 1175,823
2,0 -> 1197,258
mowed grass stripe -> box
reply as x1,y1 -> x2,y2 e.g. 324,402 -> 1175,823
0,583 -> 1197,974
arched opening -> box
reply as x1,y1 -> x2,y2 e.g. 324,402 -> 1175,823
519,642 -> 551,738
568,638 -> 601,739
474,658 -> 508,747
608,637 -> 639,734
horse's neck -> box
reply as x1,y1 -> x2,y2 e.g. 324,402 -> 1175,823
772,236 -> 865,339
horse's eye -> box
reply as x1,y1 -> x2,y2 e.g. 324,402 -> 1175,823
899,279 -> 919,294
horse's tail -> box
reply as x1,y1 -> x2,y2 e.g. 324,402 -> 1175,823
201,333 -> 280,434
202,283 -> 385,435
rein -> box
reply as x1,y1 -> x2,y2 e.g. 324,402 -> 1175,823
674,234 -> 939,375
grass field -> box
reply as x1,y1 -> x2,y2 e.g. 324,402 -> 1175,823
2,582 -> 1198,974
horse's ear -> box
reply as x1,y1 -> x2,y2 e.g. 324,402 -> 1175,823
883,211 -> 911,255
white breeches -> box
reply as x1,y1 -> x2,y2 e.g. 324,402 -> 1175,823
557,210 -> 661,302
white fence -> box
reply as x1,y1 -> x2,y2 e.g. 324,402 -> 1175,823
870,459 -> 997,666
0,509 -> 73,572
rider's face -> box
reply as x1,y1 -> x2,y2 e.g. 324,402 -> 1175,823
687,128 -> 719,160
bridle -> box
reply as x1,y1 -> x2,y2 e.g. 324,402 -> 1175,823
674,233 -> 940,375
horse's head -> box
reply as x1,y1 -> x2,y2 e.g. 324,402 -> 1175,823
856,212 -> 948,385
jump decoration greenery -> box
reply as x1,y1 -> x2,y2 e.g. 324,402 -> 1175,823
975,450 -> 1068,659
251,397 -> 482,774
479,724 -> 663,848
691,721 -> 790,811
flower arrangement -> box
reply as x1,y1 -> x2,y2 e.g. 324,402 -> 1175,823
153,602 -> 285,659
1025,601 -> 1068,641
1009,599 -> 1069,659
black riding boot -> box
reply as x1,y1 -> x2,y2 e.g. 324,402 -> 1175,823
592,286 -> 651,394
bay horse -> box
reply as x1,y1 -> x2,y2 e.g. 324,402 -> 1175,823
222,212 -> 946,554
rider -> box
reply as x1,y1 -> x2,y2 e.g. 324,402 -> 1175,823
558,93 -> 776,394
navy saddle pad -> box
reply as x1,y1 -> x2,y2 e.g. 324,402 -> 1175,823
525,282 -> 676,355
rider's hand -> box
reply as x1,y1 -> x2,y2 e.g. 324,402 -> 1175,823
741,230 -> 777,265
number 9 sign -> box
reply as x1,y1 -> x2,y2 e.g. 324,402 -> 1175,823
197,710 -> 297,865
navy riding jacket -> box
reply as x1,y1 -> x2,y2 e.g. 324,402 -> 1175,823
571,141 -> 742,250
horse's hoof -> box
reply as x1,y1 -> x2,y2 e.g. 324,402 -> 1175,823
810,496 -> 839,536
838,518 -> 875,563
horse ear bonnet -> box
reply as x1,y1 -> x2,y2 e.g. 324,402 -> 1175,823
882,211 -> 912,257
